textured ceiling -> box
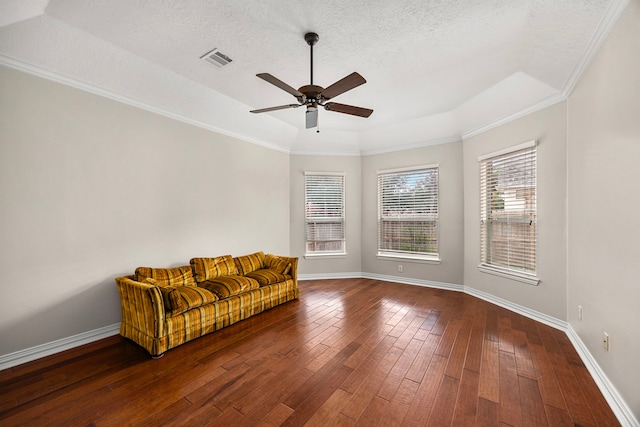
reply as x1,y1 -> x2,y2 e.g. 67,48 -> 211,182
0,0 -> 623,154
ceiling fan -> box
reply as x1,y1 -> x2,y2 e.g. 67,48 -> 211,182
250,32 -> 373,129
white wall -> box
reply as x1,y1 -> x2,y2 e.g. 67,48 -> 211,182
567,0 -> 640,417
289,155 -> 362,275
463,102 -> 568,320
361,142 -> 465,285
0,66 -> 291,355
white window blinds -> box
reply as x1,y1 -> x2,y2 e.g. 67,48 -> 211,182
305,173 -> 346,255
479,141 -> 537,275
377,166 -> 439,258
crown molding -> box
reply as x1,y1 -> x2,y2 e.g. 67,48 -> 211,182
360,135 -> 463,156
2,0 -> 627,162
0,54 -> 292,155
461,92 -> 567,140
561,0 -> 630,98
0,54 -> 568,158
0,51 -> 591,158
289,150 -> 361,157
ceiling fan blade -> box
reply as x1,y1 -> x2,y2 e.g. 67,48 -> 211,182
256,73 -> 304,98
250,104 -> 300,114
306,107 -> 318,128
324,102 -> 373,118
321,72 -> 366,100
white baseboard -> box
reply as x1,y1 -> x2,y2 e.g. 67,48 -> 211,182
298,272 -> 364,280
463,286 -> 567,331
2,274 -> 636,426
300,272 -> 638,426
0,323 -> 120,371
361,272 -> 464,292
566,325 -> 639,427
304,272 -> 557,328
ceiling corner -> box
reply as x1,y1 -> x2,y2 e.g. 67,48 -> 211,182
0,0 -> 49,28
561,0 -> 630,98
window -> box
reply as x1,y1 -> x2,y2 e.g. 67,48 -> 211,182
304,172 -> 346,256
377,165 -> 439,261
479,140 -> 538,284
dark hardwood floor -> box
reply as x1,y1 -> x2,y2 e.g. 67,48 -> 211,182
0,278 -> 620,426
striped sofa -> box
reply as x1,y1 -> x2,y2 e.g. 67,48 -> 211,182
115,251 -> 299,357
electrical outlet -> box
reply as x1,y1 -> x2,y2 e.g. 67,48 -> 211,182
603,332 -> 610,351
397,264 -> 403,273
578,305 -> 583,320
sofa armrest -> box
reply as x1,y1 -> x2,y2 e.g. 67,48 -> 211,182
115,276 -> 166,338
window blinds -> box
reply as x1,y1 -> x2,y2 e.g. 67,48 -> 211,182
377,166 -> 439,257
479,141 -> 537,274
305,173 -> 346,254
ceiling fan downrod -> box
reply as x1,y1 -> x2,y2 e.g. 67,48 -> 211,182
305,32 -> 319,85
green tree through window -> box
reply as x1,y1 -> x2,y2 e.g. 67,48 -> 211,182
378,166 -> 439,259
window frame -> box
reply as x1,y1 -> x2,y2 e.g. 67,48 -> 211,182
478,140 -> 540,285
376,164 -> 440,263
304,172 -> 347,258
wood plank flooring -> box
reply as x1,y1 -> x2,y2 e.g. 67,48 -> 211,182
0,278 -> 620,426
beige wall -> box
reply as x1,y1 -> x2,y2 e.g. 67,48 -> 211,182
0,66 -> 291,355
290,142 -> 464,285
289,155 -> 362,275
361,142 -> 465,285
567,0 -> 640,417
463,102 -> 568,320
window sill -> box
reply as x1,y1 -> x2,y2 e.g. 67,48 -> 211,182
377,253 -> 441,264
304,253 -> 347,260
478,264 -> 540,286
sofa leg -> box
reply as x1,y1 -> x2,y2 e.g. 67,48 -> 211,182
151,353 -> 165,359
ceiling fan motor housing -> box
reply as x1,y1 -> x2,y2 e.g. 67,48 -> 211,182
298,84 -> 325,105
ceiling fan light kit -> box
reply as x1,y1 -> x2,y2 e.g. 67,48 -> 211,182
250,32 -> 373,130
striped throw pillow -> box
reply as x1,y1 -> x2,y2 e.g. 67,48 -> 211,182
134,266 -> 196,287
234,251 -> 265,275
245,269 -> 289,286
190,255 -> 237,282
157,285 -> 218,316
199,276 -> 260,299
264,254 -> 291,275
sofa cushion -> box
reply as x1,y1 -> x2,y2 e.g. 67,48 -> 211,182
134,266 -> 196,287
198,276 -> 260,299
244,269 -> 291,287
264,254 -> 292,275
157,285 -> 219,316
234,251 -> 265,275
190,255 -> 237,282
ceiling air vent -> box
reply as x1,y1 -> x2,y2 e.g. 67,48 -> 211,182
200,48 -> 232,69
